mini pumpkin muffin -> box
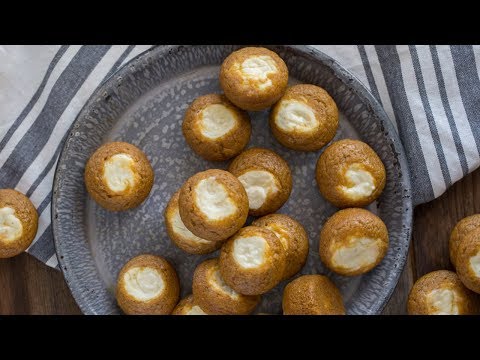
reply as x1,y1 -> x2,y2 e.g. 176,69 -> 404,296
449,214 -> 480,268
165,190 -> 222,254
172,294 -> 208,315
219,226 -> 286,295
0,189 -> 38,258
178,169 -> 249,242
282,275 -> 345,315
192,258 -> 260,315
252,213 -> 309,280
316,139 -> 386,208
455,228 -> 480,294
220,47 -> 289,111
84,142 -> 154,211
182,94 -> 252,161
407,270 -> 479,315
228,147 -> 292,216
319,208 -> 389,276
269,84 -> 339,152
116,254 -> 180,315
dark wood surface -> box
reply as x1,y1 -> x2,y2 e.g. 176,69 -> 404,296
1,168 -> 479,315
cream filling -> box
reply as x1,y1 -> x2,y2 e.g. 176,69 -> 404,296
240,55 -> 277,90
123,267 -> 165,301
427,289 -> 459,315
194,177 -> 236,220
185,305 -> 207,315
103,153 -> 136,193
275,100 -> 318,133
469,252 -> 480,278
199,104 -> 236,139
340,164 -> 376,200
210,267 -> 239,299
233,236 -> 267,269
238,170 -> 279,210
332,237 -> 380,271
0,207 -> 23,242
171,208 -> 211,245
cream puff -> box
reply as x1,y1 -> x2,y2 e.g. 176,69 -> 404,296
449,214 -> 480,269
455,228 -> 480,294
220,47 -> 288,111
178,169 -> 249,242
269,84 -> 339,151
164,190 -> 222,255
316,139 -> 386,208
219,226 -> 286,295
116,254 -> 180,315
0,189 -> 38,258
84,141 -> 154,211
182,94 -> 252,161
407,270 -> 479,315
319,208 -> 389,276
228,148 -> 292,217
282,275 -> 345,315
172,294 -> 208,315
192,258 -> 260,315
252,213 -> 309,280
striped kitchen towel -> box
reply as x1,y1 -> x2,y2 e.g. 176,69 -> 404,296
0,45 -> 479,268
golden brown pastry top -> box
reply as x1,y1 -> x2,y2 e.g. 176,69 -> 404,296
220,47 -> 288,111
316,139 -> 386,208
84,141 -> 154,211
449,214 -> 480,268
407,270 -> 479,315
0,189 -> 38,258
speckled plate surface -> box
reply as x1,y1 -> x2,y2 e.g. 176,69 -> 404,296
52,45 -> 413,315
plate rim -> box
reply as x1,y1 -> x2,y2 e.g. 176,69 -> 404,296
52,45 -> 413,315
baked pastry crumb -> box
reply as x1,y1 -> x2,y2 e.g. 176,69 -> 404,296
172,294 -> 208,315
116,254 -> 180,315
252,213 -> 309,280
182,94 -> 251,161
455,228 -> 480,294
219,225 -> 286,295
316,139 -> 386,208
228,147 -> 292,216
165,190 -> 222,254
178,169 -> 249,242
192,258 -> 260,315
220,47 -> 288,111
408,270 -> 479,315
270,84 -> 339,151
319,208 -> 389,276
84,141 -> 154,211
283,274 -> 345,315
0,189 -> 38,258
449,214 -> 480,269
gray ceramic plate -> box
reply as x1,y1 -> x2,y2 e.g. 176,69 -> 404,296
52,45 -> 413,315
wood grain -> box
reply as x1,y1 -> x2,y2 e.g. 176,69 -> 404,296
0,253 -> 80,314
1,167 -> 479,315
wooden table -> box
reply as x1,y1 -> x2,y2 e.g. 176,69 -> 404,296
1,168 -> 479,315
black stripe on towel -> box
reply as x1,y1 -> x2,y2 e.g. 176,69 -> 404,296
0,45 -> 111,189
357,45 -> 382,105
409,45 -> 452,187
375,45 -> 435,204
450,45 -> 480,156
429,45 -> 469,176
0,45 -> 70,152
